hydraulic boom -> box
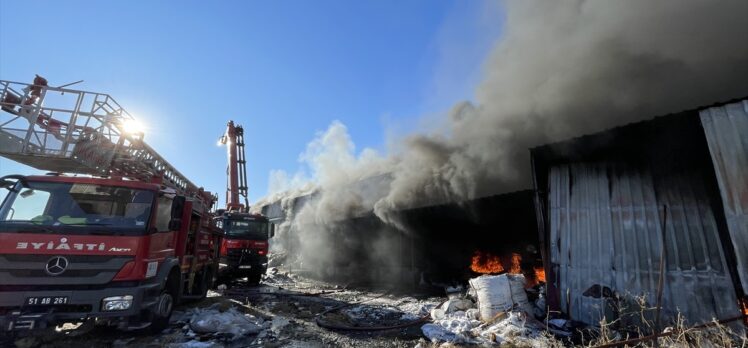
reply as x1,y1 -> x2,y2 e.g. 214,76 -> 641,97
219,120 -> 249,211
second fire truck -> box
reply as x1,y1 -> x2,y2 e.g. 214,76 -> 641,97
216,121 -> 274,284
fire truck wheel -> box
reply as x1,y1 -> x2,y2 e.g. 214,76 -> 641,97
247,271 -> 262,285
197,268 -> 214,300
150,270 -> 180,333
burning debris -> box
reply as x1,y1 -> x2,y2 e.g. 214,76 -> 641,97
533,267 -> 546,284
470,252 -> 522,276
470,251 -> 505,274
470,251 -> 546,289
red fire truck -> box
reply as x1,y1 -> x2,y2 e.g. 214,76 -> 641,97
0,78 -> 221,333
216,121 -> 274,284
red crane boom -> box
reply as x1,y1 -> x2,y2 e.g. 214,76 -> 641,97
220,120 -> 248,212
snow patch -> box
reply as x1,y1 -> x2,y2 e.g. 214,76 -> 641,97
188,306 -> 264,338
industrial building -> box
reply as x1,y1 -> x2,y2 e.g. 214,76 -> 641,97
531,98 -> 748,327
260,98 -> 747,330
261,189 -> 542,287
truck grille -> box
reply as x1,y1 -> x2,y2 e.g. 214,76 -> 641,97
0,255 -> 133,286
226,249 -> 264,265
2,255 -> 123,263
9,270 -> 102,277
0,305 -> 92,315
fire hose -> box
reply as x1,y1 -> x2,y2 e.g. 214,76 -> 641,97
224,284 -> 438,331
314,295 -> 443,332
224,285 -> 345,297
226,289 -> 344,297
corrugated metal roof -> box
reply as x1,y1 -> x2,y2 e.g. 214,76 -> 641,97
533,95 -> 748,158
548,161 -> 740,326
701,100 -> 748,293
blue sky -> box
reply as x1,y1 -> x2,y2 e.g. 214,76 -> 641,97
0,0 -> 504,204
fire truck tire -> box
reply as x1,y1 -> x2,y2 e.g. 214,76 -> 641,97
247,271 -> 262,285
197,268 -> 214,300
150,268 -> 180,333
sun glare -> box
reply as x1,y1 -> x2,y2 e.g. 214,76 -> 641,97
121,118 -> 145,135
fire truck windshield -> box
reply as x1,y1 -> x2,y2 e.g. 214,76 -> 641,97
224,220 -> 268,239
0,181 -> 155,234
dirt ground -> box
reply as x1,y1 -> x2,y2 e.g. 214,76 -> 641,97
4,269 -> 443,348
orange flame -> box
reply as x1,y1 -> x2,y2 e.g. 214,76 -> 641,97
470,251 -> 505,274
534,266 -> 546,283
470,251 -> 526,275
510,253 -> 522,274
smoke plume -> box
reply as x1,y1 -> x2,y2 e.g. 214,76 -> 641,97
259,0 -> 748,279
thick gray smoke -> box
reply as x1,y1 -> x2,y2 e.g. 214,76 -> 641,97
259,0 -> 748,280
376,0 -> 748,213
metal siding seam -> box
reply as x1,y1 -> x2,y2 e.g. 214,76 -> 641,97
700,100 -> 748,293
550,159 -> 740,325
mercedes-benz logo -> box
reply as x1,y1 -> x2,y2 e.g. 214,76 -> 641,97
45,256 -> 69,276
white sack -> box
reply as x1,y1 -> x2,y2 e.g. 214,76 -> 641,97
468,274 -> 532,321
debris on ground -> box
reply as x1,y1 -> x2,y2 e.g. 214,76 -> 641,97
187,305 -> 265,337
420,274 -> 554,346
271,316 -> 291,334
170,340 -> 217,348
8,265 -> 745,348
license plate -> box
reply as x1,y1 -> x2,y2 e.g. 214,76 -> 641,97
25,296 -> 69,306
238,265 -> 252,269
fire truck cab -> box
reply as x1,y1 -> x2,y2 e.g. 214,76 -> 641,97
0,77 -> 226,333
0,175 -> 221,331
218,211 -> 274,284
0,174 -> 220,333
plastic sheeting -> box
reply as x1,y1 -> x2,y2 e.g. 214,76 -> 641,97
701,100 -> 748,293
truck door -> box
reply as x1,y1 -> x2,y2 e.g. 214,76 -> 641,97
149,195 -> 177,259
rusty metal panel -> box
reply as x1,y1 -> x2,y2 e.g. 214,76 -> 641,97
549,161 -> 740,325
700,100 -> 748,293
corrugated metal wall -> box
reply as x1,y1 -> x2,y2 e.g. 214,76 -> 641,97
548,161 -> 740,325
700,100 -> 748,293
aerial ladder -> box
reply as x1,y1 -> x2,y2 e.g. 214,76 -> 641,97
0,77 -> 213,206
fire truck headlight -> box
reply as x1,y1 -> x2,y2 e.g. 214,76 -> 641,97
102,295 -> 133,311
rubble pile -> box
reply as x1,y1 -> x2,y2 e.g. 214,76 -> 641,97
188,307 -> 264,336
343,305 -> 414,325
170,303 -> 273,347
263,267 -> 297,285
420,274 -> 556,347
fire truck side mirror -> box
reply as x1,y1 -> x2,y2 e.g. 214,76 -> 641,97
168,195 -> 186,231
0,179 -> 15,191
0,175 -> 26,192
269,223 -> 275,238
168,219 -> 182,231
171,196 -> 186,219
